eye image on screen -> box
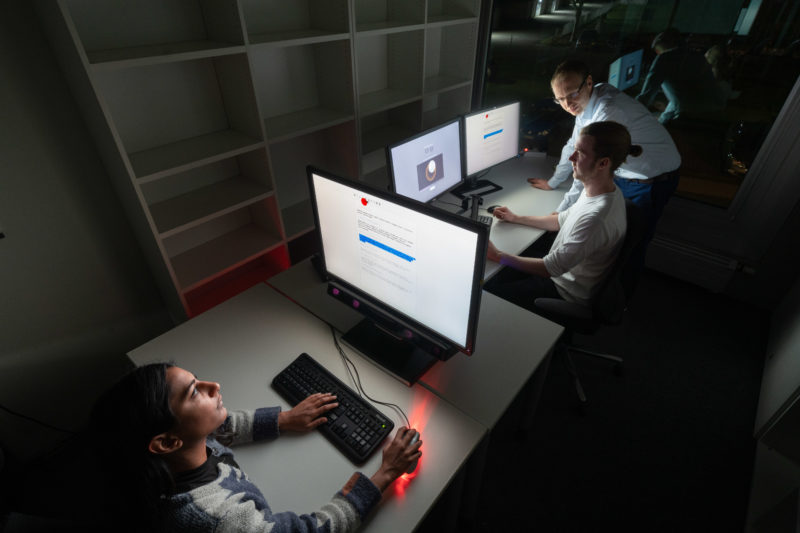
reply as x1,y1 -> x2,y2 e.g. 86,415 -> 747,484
416,153 -> 445,190
388,119 -> 462,203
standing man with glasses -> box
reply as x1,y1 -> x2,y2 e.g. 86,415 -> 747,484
528,60 -> 681,254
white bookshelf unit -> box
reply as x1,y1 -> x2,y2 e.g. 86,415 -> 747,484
37,0 -> 481,320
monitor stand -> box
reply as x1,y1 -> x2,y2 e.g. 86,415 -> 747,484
451,176 -> 502,199
341,320 -> 440,386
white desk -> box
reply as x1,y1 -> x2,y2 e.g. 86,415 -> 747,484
419,290 -> 562,429
128,284 -> 486,533
268,259 -> 564,430
435,152 -> 570,280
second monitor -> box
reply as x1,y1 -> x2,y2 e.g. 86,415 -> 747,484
387,118 -> 463,204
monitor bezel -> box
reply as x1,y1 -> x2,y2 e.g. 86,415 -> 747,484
386,117 -> 464,203
307,165 -> 488,357
462,100 -> 522,179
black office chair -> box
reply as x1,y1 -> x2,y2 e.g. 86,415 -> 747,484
532,200 -> 646,405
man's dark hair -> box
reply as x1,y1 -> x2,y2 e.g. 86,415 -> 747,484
580,121 -> 643,171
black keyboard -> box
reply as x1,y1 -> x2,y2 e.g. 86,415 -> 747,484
272,353 -> 395,465
477,214 -> 493,226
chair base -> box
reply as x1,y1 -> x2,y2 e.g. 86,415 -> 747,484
567,346 -> 623,365
561,343 -> 623,405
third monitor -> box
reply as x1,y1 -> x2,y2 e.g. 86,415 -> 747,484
452,100 -> 520,198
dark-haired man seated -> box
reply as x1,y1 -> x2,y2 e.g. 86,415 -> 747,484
487,121 -> 640,310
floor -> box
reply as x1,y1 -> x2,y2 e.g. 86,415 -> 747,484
419,268 -> 767,532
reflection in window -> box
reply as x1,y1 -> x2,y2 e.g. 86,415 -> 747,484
483,0 -> 800,208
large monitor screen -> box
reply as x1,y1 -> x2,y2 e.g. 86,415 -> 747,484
463,101 -> 520,177
308,166 -> 487,382
608,48 -> 643,91
387,119 -> 463,203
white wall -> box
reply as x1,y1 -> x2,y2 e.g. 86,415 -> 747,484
0,1 -> 171,462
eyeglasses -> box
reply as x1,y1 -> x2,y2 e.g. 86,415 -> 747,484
553,75 -> 588,105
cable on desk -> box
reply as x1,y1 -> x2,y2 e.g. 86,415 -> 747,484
330,326 -> 411,429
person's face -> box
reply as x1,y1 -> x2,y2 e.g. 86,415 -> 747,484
568,134 -> 600,182
166,366 -> 227,443
552,72 -> 593,116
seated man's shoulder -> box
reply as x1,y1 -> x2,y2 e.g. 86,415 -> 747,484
585,191 -> 624,219
566,200 -> 607,229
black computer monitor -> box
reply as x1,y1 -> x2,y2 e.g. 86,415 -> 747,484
387,118 -> 463,204
452,101 -> 521,198
307,165 -> 488,385
608,48 -> 643,91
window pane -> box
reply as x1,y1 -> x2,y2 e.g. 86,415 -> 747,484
483,0 -> 800,208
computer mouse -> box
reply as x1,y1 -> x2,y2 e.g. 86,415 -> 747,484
487,205 -> 500,214
406,431 -> 420,474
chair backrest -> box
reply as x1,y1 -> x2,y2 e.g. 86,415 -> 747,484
590,199 -> 646,325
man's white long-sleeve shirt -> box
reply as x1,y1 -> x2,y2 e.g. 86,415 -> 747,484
548,83 -> 681,211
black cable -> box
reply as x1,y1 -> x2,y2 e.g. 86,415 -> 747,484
336,338 -> 363,399
0,402 -> 75,434
330,326 -> 411,428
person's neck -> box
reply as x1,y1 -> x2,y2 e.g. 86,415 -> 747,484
583,174 -> 616,197
166,440 -> 209,473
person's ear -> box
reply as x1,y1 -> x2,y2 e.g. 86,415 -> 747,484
148,433 -> 183,455
597,156 -> 611,170
585,74 -> 593,89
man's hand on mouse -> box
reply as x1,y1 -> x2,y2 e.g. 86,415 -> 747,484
491,206 -> 518,223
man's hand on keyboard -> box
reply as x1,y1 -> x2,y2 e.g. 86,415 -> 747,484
278,392 -> 338,432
